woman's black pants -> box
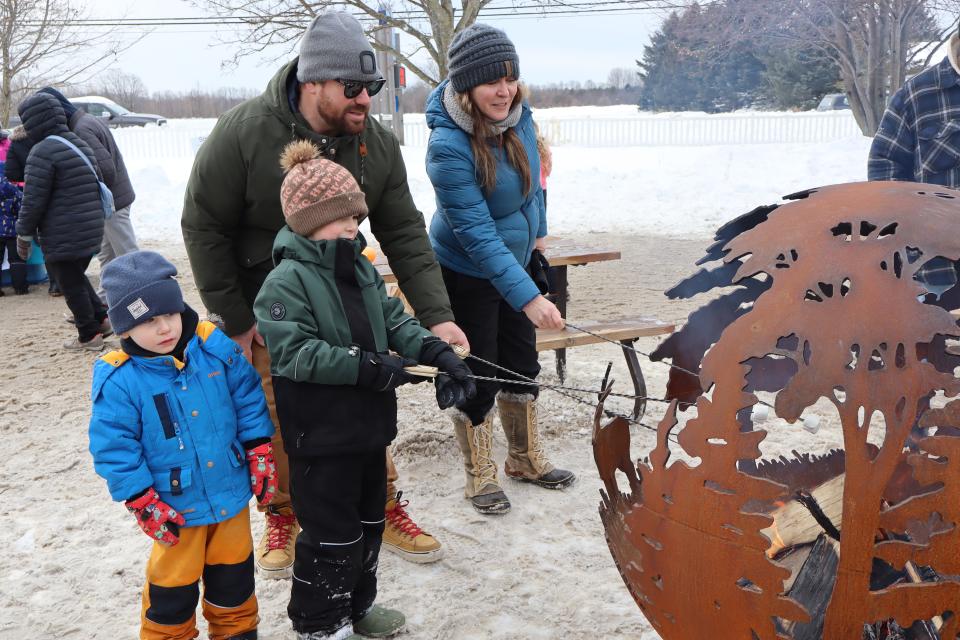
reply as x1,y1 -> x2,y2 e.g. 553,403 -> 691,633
441,266 -> 540,425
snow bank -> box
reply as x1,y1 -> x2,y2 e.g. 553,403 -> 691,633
126,131 -> 872,242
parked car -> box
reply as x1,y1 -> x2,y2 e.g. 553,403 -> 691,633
816,93 -> 851,111
71,96 -> 166,127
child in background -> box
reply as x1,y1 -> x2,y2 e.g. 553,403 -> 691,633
0,174 -> 26,295
536,128 -> 552,211
254,141 -> 475,640
88,250 -> 277,640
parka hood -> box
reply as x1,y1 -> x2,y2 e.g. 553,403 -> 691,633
425,80 -> 456,132
38,87 -> 78,119
19,93 -> 68,142
262,58 -> 374,171
263,58 -> 300,122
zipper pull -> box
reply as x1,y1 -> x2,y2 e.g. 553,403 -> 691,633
173,421 -> 184,450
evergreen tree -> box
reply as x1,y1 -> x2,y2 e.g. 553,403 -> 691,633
636,0 -> 915,113
638,3 -> 767,112
760,46 -> 841,110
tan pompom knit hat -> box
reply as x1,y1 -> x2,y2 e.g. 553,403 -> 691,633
279,139 -> 369,237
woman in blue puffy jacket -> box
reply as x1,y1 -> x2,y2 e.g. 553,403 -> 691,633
425,24 -> 576,515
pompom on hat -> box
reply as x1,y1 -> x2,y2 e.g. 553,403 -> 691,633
279,140 -> 369,237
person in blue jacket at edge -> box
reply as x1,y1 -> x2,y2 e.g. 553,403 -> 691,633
88,250 -> 278,640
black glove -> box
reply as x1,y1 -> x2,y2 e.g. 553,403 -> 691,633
356,350 -> 419,392
420,337 -> 477,410
528,249 -> 551,295
16,236 -> 32,261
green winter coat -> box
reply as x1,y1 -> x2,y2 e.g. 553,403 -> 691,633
182,58 -> 452,337
253,228 -> 431,454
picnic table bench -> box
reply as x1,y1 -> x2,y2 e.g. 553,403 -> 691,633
375,238 -> 675,420
536,317 -> 675,420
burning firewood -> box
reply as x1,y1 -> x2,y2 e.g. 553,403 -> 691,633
761,474 -> 844,558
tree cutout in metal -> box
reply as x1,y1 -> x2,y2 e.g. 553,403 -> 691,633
595,181 -> 960,638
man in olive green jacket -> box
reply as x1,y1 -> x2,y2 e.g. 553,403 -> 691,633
181,12 -> 467,577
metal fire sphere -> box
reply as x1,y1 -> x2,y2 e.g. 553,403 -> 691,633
593,182 -> 960,639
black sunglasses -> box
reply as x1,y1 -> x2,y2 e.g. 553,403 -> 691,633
337,78 -> 386,99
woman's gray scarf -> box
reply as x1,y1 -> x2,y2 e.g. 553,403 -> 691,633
443,82 -> 522,136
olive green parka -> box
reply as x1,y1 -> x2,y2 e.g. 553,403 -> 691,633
181,58 -> 452,336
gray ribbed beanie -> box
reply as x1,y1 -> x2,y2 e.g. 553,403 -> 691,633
447,23 -> 520,93
101,251 -> 185,335
297,12 -> 381,84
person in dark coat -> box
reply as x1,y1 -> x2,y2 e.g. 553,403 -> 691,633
39,87 -> 139,301
6,123 -> 61,296
15,92 -> 109,350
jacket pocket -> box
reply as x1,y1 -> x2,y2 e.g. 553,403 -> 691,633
151,467 -> 192,497
229,440 -> 245,467
918,121 -> 960,175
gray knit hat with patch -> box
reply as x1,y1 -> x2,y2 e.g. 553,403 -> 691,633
297,12 -> 381,84
101,251 -> 185,335
447,23 -> 520,93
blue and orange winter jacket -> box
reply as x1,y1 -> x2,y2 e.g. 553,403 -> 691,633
425,80 -> 546,312
88,321 -> 274,527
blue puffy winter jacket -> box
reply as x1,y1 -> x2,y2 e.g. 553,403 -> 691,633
425,80 -> 546,311
88,321 -> 274,527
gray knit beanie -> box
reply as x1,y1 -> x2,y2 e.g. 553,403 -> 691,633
101,251 -> 185,335
297,12 -> 381,84
447,23 -> 520,93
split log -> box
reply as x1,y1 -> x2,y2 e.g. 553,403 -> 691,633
776,534 -> 840,640
761,474 -> 845,558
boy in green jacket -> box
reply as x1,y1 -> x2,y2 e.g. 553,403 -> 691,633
254,141 -> 475,640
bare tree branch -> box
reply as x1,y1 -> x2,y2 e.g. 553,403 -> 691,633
712,0 -> 960,135
191,0 -> 687,87
0,0 -> 135,125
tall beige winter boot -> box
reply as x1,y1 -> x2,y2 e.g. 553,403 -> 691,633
453,410 -> 511,515
497,391 -> 577,490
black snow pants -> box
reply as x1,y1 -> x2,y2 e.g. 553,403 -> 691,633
287,448 -> 387,635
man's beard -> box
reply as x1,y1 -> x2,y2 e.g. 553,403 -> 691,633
317,94 -> 368,136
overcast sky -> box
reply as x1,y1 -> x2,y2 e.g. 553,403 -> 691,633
84,0 -> 665,93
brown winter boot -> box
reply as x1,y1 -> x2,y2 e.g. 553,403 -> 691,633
497,392 -> 576,490
255,509 -> 298,579
382,491 -> 444,564
453,410 -> 511,515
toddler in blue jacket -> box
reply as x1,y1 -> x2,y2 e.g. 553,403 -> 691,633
88,250 -> 277,640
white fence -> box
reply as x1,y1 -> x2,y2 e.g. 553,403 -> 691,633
112,120 -> 216,160
401,111 -> 863,147
112,111 -> 864,160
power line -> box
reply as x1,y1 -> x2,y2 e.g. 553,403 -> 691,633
20,1 -> 693,27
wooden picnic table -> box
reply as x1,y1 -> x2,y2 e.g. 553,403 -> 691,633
372,237 -> 623,380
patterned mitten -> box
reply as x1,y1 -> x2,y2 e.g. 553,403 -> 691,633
246,442 -> 278,505
125,487 -> 186,547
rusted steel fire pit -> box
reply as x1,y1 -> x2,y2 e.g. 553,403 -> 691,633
593,182 -> 960,639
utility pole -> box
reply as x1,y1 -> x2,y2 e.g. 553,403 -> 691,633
372,7 -> 406,144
